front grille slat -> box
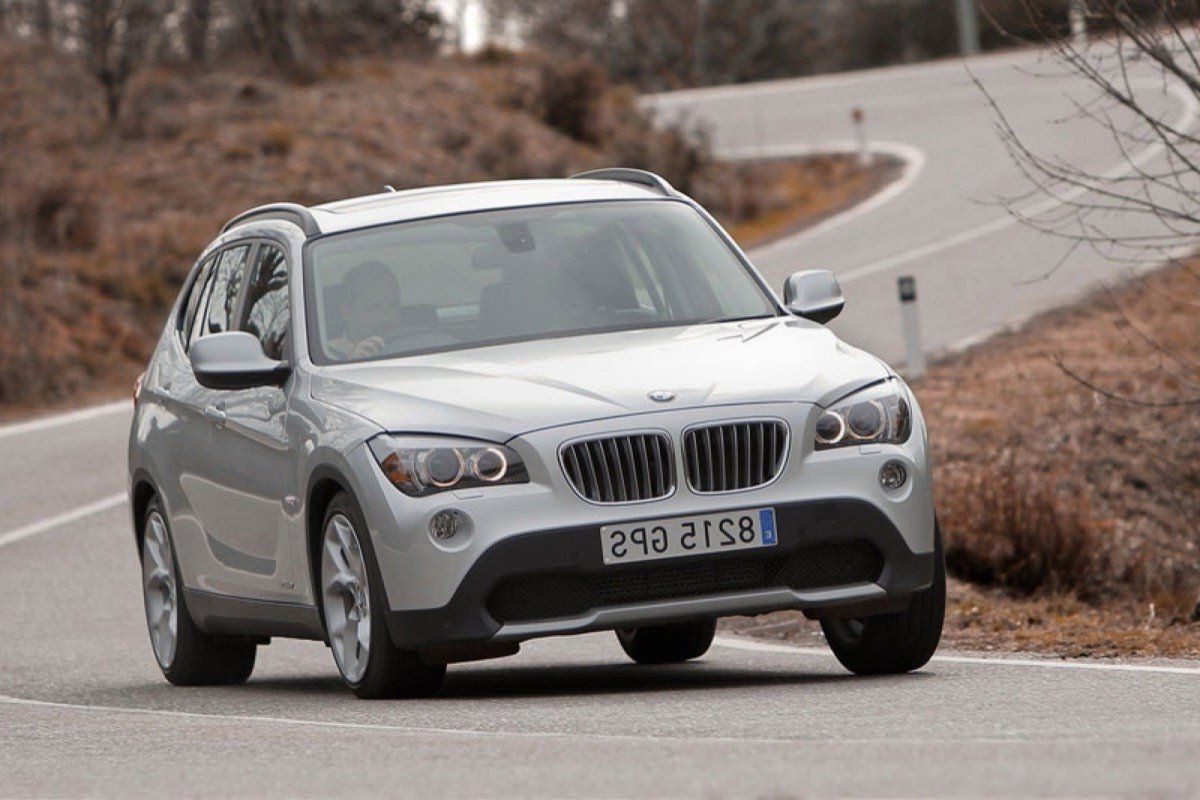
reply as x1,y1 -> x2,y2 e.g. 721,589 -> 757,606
606,438 -> 627,502
754,423 -> 764,486
620,436 -> 639,501
654,435 -> 670,497
635,436 -> 652,501
562,432 -> 674,503
683,419 -> 789,494
592,441 -> 614,503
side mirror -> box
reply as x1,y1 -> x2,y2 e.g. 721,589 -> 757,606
783,269 -> 845,324
191,332 -> 290,391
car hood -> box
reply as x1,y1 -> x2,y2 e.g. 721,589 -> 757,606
310,318 -> 892,442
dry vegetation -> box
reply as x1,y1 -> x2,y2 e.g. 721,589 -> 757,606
726,262 -> 1200,658
726,155 -> 902,250
0,40 -> 872,413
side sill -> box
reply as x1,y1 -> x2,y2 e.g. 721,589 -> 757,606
183,588 -> 326,641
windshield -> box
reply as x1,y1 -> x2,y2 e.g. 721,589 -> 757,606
304,199 -> 778,364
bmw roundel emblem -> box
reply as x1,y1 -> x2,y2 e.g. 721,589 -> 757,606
648,390 -> 676,403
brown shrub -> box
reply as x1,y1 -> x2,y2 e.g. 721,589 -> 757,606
537,56 -> 608,144
941,455 -> 1117,599
29,184 -> 99,250
259,122 -> 296,157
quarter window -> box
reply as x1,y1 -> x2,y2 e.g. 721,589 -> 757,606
242,244 -> 290,360
200,244 -> 252,339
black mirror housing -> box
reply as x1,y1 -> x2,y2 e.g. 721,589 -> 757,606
191,332 -> 290,390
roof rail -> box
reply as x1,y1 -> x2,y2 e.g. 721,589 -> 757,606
569,168 -> 675,196
221,203 -> 321,237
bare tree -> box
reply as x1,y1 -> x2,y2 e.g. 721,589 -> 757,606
76,0 -> 167,121
979,0 -> 1200,407
182,0 -> 209,64
234,0 -> 306,74
484,0 -> 829,91
34,0 -> 54,41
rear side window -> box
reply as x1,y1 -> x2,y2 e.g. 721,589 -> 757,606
198,245 -> 252,340
242,244 -> 290,360
178,254 -> 216,344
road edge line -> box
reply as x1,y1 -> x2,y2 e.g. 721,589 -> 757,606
0,401 -> 127,441
0,493 -> 126,550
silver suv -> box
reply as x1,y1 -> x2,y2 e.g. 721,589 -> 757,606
128,169 -> 944,698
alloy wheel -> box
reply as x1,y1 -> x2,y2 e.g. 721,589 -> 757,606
321,513 -> 373,684
142,511 -> 178,669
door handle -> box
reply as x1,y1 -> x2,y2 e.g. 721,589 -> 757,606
203,405 -> 227,425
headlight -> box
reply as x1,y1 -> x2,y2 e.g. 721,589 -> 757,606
814,380 -> 911,450
368,435 -> 529,497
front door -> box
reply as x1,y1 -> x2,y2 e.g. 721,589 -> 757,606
177,241 -> 302,603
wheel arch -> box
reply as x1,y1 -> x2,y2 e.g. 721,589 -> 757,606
130,470 -> 159,556
305,465 -> 355,632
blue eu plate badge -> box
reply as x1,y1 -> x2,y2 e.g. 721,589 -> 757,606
759,508 -> 777,545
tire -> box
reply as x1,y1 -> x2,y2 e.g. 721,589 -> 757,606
821,524 -> 946,675
319,492 -> 445,699
141,497 -> 256,686
616,619 -> 717,664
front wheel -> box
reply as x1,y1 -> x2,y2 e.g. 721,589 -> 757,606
319,493 -> 445,699
820,525 -> 946,675
616,619 -> 716,664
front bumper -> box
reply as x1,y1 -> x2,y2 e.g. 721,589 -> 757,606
385,497 -> 934,648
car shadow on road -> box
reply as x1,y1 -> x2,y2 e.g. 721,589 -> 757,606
234,659 -> 930,701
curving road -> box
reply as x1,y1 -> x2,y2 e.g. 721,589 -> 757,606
3,50 -> 1199,798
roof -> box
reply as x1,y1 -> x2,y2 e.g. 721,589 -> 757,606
223,173 -> 677,238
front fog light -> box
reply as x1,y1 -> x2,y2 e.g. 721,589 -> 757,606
429,509 -> 469,541
879,460 -> 908,490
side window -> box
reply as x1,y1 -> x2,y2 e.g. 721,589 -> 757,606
200,245 -> 252,339
242,244 -> 290,360
178,254 -> 215,344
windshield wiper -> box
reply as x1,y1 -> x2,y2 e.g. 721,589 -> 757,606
694,313 -> 778,326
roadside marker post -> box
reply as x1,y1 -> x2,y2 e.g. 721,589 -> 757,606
1069,0 -> 1088,50
851,106 -> 869,166
897,276 -> 927,380
955,0 -> 981,56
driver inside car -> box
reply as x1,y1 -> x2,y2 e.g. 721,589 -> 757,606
328,260 -> 402,360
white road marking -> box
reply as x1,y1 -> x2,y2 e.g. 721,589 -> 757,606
0,401 -> 127,441
0,493 -> 126,550
4,690 -> 1194,747
730,140 -> 927,257
0,692 -> 1019,745
714,636 -> 1200,676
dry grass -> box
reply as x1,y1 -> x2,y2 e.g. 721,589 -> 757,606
925,263 -> 1200,613
941,456 -> 1119,599
726,155 -> 903,249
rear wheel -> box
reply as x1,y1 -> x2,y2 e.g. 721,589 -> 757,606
616,619 -> 717,664
319,493 -> 445,699
141,498 -> 256,686
821,525 -> 946,675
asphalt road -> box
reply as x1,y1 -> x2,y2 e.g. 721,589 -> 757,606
3,50 -> 1200,798
647,48 -> 1193,366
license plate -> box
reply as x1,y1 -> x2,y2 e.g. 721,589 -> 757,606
600,508 -> 778,566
